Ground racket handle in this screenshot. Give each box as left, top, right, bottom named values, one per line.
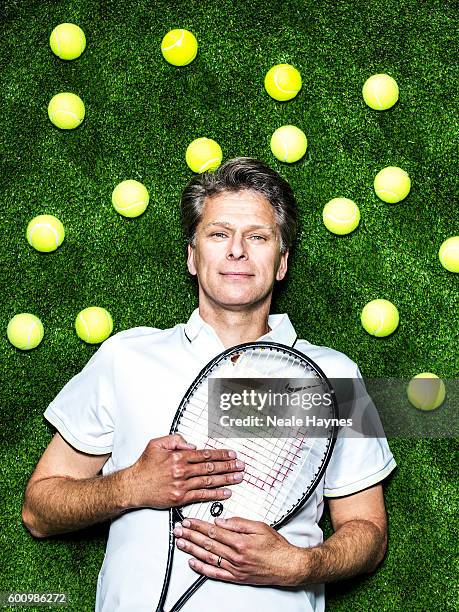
left=169, top=576, right=208, bottom=612
left=155, top=510, right=177, bottom=612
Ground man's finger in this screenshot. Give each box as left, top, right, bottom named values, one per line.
left=182, top=487, right=232, bottom=505
left=174, top=535, right=240, bottom=581
left=185, top=458, right=245, bottom=479
left=214, top=516, right=265, bottom=533
left=154, top=434, right=196, bottom=451
left=174, top=521, right=240, bottom=557
left=188, top=557, right=237, bottom=582
left=172, top=433, right=196, bottom=449
left=185, top=471, right=244, bottom=493
left=185, top=448, right=237, bottom=463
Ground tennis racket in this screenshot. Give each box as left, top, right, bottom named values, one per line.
left=156, top=340, right=338, bottom=612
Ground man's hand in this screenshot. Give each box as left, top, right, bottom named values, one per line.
left=172, top=484, right=388, bottom=588
left=22, top=433, right=245, bottom=538
left=172, top=516, right=299, bottom=586
left=128, top=434, right=245, bottom=509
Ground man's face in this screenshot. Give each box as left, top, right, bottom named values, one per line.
left=187, top=190, right=289, bottom=310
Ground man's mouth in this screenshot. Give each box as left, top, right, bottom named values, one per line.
left=220, top=272, right=254, bottom=278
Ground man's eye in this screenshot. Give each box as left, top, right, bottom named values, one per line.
left=210, top=233, right=266, bottom=240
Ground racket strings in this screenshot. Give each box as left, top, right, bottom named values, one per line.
left=178, top=414, right=315, bottom=492
left=180, top=430, right=329, bottom=523
left=176, top=425, right=312, bottom=520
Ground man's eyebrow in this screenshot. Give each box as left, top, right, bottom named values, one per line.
left=204, top=221, right=275, bottom=231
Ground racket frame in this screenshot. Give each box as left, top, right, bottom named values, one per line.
left=156, top=341, right=339, bottom=612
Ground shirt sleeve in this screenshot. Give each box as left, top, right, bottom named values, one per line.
left=43, top=337, right=117, bottom=455
left=323, top=364, right=397, bottom=498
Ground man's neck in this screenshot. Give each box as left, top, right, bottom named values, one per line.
left=198, top=303, right=272, bottom=348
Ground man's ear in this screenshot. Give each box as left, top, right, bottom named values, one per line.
left=276, top=250, right=289, bottom=281
left=187, top=243, right=197, bottom=276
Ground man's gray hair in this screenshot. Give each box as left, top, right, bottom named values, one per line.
left=180, top=157, right=298, bottom=254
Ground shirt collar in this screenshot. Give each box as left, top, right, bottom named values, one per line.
left=184, top=308, right=298, bottom=348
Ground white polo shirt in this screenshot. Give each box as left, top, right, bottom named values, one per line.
left=44, top=308, right=396, bottom=612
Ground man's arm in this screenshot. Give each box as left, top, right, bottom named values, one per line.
left=22, top=432, right=245, bottom=538
left=171, top=483, right=388, bottom=586
left=293, top=483, right=388, bottom=584
left=23, top=432, right=125, bottom=538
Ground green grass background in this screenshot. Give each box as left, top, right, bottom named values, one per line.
left=1, top=0, right=458, bottom=609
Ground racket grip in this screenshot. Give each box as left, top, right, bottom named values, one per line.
left=155, top=510, right=177, bottom=612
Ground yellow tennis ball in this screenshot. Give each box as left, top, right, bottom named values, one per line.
left=112, top=180, right=150, bottom=218
left=407, top=373, right=446, bottom=411
left=270, top=125, right=307, bottom=163
left=161, top=29, right=198, bottom=66
left=7, top=313, right=44, bottom=350
left=50, top=23, right=86, bottom=60
left=48, top=92, right=85, bottom=129
left=264, top=64, right=302, bottom=101
left=438, top=236, right=459, bottom=273
left=374, top=166, right=411, bottom=203
left=361, top=299, right=399, bottom=337
left=26, top=214, right=65, bottom=252
left=185, top=138, right=222, bottom=173
left=75, top=307, right=113, bottom=344
left=323, top=198, right=360, bottom=235
left=362, top=74, right=399, bottom=110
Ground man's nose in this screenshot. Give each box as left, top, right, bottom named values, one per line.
left=227, top=235, right=247, bottom=259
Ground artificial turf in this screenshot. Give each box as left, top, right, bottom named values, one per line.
left=1, top=0, right=458, bottom=610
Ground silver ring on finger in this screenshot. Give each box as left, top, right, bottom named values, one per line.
left=216, top=555, right=223, bottom=568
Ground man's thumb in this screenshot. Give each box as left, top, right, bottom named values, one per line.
left=166, top=433, right=196, bottom=450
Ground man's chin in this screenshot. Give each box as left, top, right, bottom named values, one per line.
left=210, top=290, right=272, bottom=310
